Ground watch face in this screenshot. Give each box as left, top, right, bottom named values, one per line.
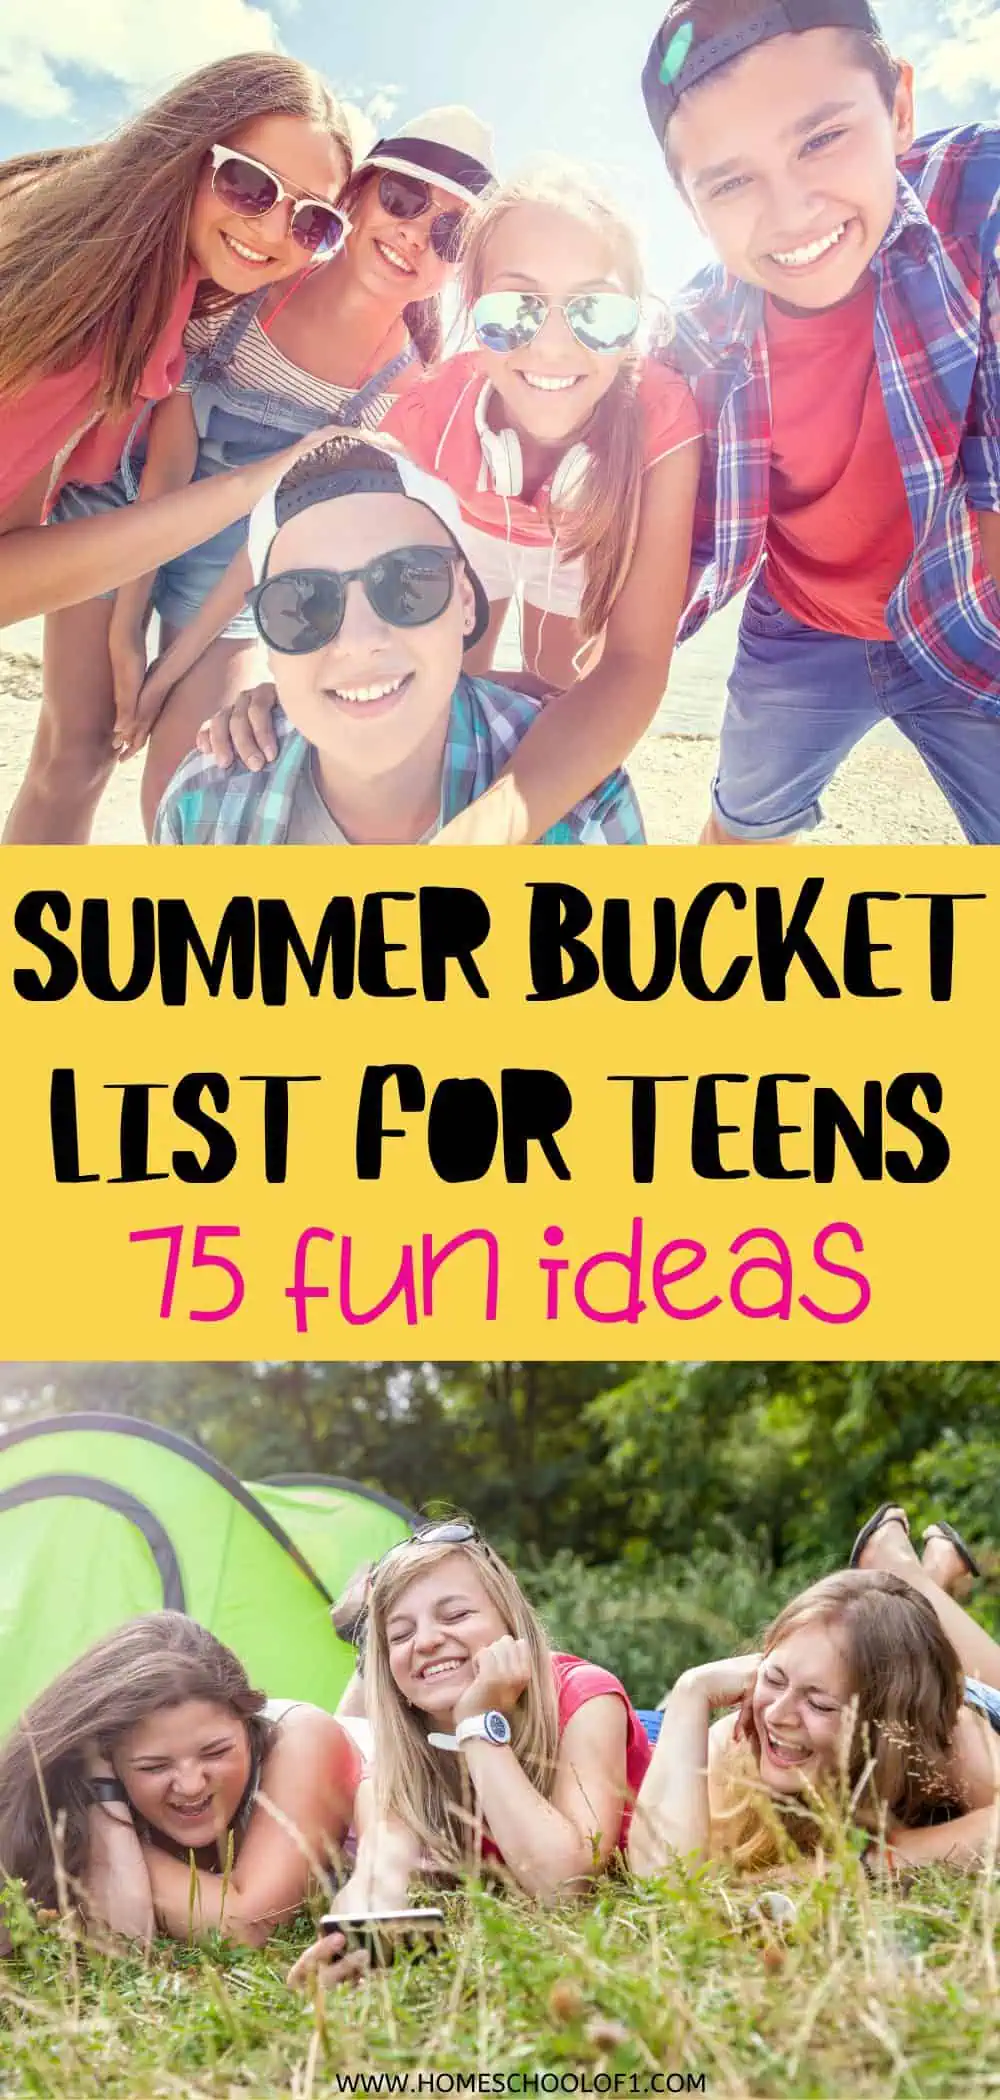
left=484, top=1709, right=511, bottom=1744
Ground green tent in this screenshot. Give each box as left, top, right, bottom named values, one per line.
left=0, top=1414, right=416, bottom=1740
left=248, top=1476, right=415, bottom=1602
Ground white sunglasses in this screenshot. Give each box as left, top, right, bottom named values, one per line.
left=208, top=143, right=351, bottom=259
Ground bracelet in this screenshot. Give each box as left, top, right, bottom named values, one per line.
left=87, top=1776, right=130, bottom=1806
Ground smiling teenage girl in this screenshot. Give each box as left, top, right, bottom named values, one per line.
left=288, top=1521, right=650, bottom=1991
left=630, top=1508, right=1000, bottom=1878
left=0, top=54, right=354, bottom=843
left=383, top=166, right=701, bottom=839
left=0, top=1614, right=359, bottom=1946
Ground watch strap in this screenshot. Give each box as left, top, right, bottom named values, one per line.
left=456, top=1711, right=511, bottom=1746
left=87, top=1776, right=130, bottom=1805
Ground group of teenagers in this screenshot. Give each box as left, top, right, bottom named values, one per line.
left=1, top=1502, right=999, bottom=1978
left=2, top=0, right=1000, bottom=848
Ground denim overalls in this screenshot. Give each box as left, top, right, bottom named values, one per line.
left=150, top=289, right=417, bottom=639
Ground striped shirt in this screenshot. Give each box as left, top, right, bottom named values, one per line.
left=659, top=127, right=1000, bottom=708
left=154, top=675, right=645, bottom=845
left=182, top=308, right=397, bottom=429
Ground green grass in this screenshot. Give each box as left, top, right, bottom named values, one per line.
left=2, top=1860, right=999, bottom=2099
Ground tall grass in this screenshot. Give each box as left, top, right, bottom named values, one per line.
left=2, top=1854, right=998, bottom=2097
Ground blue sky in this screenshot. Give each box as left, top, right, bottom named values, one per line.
left=1, top=0, right=997, bottom=294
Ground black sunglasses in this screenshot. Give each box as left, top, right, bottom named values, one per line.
left=247, top=545, right=463, bottom=654
left=378, top=171, right=467, bottom=264
left=209, top=144, right=350, bottom=259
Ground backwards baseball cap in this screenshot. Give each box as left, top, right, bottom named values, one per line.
left=642, top=0, right=884, bottom=149
left=359, top=105, right=497, bottom=206
left=247, top=432, right=492, bottom=651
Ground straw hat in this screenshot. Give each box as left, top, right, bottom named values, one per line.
left=360, top=105, right=497, bottom=205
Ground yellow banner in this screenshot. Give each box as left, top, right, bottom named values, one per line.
left=1, top=846, right=995, bottom=1358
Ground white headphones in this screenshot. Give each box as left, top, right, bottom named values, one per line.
left=473, top=382, right=591, bottom=508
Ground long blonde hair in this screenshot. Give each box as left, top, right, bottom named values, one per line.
left=459, top=165, right=649, bottom=641
left=713, top=1571, right=964, bottom=1871
left=365, top=1535, right=560, bottom=1873
left=0, top=55, right=352, bottom=415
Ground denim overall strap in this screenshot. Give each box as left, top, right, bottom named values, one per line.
left=200, top=289, right=273, bottom=380
left=338, top=340, right=420, bottom=426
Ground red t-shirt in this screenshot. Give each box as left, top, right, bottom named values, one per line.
left=479, top=1650, right=651, bottom=1864
left=382, top=350, right=700, bottom=549
left=0, top=264, right=200, bottom=519
left=763, top=275, right=913, bottom=639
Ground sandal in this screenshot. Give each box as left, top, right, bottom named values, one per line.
left=922, top=1520, right=981, bottom=1582
left=849, top=1503, right=909, bottom=1569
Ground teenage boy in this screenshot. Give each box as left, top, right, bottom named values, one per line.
left=154, top=436, right=643, bottom=845
left=643, top=0, right=1000, bottom=842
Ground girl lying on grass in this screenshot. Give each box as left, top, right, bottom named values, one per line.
left=0, top=1613, right=359, bottom=1948
left=186, top=164, right=702, bottom=842
left=289, top=1519, right=651, bottom=1990
left=629, top=1506, right=1000, bottom=1879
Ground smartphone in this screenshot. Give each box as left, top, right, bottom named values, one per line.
left=317, top=1908, right=446, bottom=1968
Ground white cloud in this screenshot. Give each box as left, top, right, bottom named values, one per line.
left=924, top=0, right=1000, bottom=110
left=0, top=0, right=282, bottom=121
left=879, top=0, right=1000, bottom=116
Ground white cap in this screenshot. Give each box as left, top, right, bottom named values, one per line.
left=360, top=106, right=497, bottom=206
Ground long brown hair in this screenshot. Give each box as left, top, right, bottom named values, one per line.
left=365, top=1535, right=560, bottom=1875
left=714, top=1571, right=964, bottom=1870
left=337, top=165, right=445, bottom=367
left=459, top=165, right=649, bottom=640
left=0, top=1613, right=272, bottom=1912
left=0, top=55, right=352, bottom=415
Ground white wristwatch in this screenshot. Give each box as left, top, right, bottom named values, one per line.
left=428, top=1710, right=512, bottom=1751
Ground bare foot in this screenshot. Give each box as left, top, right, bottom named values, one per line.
left=856, top=1507, right=918, bottom=1574
left=922, top=1526, right=974, bottom=1599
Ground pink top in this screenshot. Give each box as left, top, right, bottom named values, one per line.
left=480, top=1650, right=651, bottom=1863
left=383, top=350, right=701, bottom=549
left=0, top=263, right=200, bottom=520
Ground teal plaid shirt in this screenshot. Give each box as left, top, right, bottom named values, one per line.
left=154, top=675, right=646, bottom=845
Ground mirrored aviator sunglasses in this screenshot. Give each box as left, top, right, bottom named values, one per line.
left=369, top=1520, right=482, bottom=1589
left=378, top=170, right=467, bottom=264
left=209, top=144, right=350, bottom=258
left=247, top=546, right=462, bottom=655
left=472, top=289, right=641, bottom=355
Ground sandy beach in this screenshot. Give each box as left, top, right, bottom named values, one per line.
left=0, top=603, right=963, bottom=844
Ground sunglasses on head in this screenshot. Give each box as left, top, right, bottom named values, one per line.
left=377, top=170, right=467, bottom=264
left=209, top=144, right=351, bottom=259
left=370, top=1519, right=487, bottom=1586
left=472, top=289, right=641, bottom=356
left=247, top=544, right=464, bottom=654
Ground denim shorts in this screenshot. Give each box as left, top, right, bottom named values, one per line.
left=714, top=575, right=1000, bottom=845
left=47, top=470, right=133, bottom=604
left=48, top=453, right=258, bottom=639
left=153, top=526, right=258, bottom=641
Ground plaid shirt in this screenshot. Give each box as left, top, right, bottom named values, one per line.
left=154, top=674, right=646, bottom=845
left=662, top=126, right=1000, bottom=708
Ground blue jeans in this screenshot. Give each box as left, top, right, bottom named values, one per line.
left=713, top=578, right=1000, bottom=844
left=965, top=1677, right=1000, bottom=1732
